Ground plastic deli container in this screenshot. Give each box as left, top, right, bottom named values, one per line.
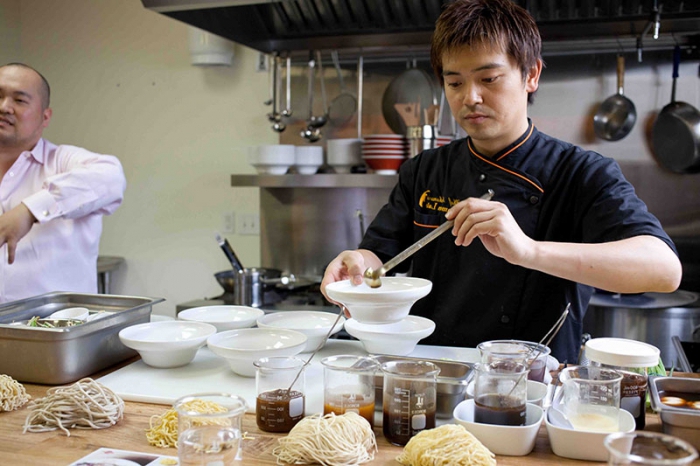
left=585, top=337, right=660, bottom=430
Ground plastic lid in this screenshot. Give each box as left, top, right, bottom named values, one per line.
left=585, top=337, right=660, bottom=368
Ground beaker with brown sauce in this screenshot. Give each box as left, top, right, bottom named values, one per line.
left=474, top=393, right=526, bottom=426
left=254, top=356, right=306, bottom=433
left=472, top=361, right=528, bottom=426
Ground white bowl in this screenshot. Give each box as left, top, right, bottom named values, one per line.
left=545, top=408, right=636, bottom=461
left=118, top=321, right=217, bottom=368
left=256, top=311, right=345, bottom=352
left=453, top=399, right=544, bottom=456
left=295, top=146, right=323, bottom=174
left=178, top=305, right=264, bottom=332
left=49, top=307, right=89, bottom=321
left=207, top=328, right=307, bottom=377
left=325, top=277, right=432, bottom=324
left=249, top=145, right=295, bottom=175
left=327, top=138, right=362, bottom=172
left=344, top=315, right=435, bottom=355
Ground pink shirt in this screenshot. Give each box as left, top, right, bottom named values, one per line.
left=0, top=138, right=126, bottom=303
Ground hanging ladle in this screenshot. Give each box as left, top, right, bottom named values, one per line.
left=307, top=50, right=328, bottom=129
left=281, top=54, right=292, bottom=118
left=300, top=52, right=322, bottom=142
left=268, top=54, right=286, bottom=132
left=363, top=189, right=495, bottom=288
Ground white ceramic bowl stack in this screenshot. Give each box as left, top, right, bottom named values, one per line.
left=248, top=144, right=295, bottom=175
left=326, top=138, right=363, bottom=173
left=361, top=134, right=408, bottom=175
left=118, top=321, right=217, bottom=368
left=294, top=145, right=324, bottom=175
left=256, top=310, right=345, bottom=352
left=178, top=305, right=264, bottom=332
left=325, top=276, right=434, bottom=356
left=206, top=328, right=307, bottom=377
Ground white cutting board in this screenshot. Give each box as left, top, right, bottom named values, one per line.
left=97, top=340, right=479, bottom=415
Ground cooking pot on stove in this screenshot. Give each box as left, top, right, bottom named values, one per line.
left=214, top=268, right=281, bottom=308
left=583, top=289, right=700, bottom=368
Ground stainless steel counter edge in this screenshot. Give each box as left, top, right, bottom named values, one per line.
left=231, top=174, right=399, bottom=188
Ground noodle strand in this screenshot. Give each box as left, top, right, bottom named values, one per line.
left=0, top=374, right=31, bottom=411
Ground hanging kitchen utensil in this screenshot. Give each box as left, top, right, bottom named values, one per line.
left=263, top=53, right=273, bottom=106
left=651, top=45, right=700, bottom=173
left=268, top=54, right=286, bottom=133
left=381, top=64, right=439, bottom=135
left=328, top=50, right=357, bottom=126
left=308, top=50, right=328, bottom=129
left=593, top=54, right=637, bottom=141
left=300, top=52, right=321, bottom=142
left=282, top=54, right=292, bottom=117
left=357, top=54, right=364, bottom=139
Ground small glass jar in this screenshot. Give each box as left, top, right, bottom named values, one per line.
left=585, top=337, right=660, bottom=430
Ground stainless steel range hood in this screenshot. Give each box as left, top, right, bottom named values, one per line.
left=141, top=0, right=700, bottom=58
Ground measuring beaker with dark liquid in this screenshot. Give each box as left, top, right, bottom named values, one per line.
left=473, top=361, right=528, bottom=426
left=254, top=356, right=306, bottom=433
left=380, top=360, right=439, bottom=446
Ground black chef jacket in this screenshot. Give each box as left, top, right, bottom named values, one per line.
left=359, top=122, right=676, bottom=363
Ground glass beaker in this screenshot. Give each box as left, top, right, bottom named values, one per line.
left=472, top=361, right=529, bottom=426
left=254, top=356, right=306, bottom=433
left=605, top=431, right=699, bottom=465
left=380, top=360, right=440, bottom=446
left=321, top=355, right=378, bottom=427
left=175, top=392, right=246, bottom=466
left=478, top=339, right=551, bottom=382
left=559, top=366, right=622, bottom=433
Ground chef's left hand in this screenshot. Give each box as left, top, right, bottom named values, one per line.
left=445, top=196, right=535, bottom=266
left=0, top=203, right=36, bottom=264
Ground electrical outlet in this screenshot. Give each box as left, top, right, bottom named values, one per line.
left=256, top=52, right=269, bottom=73
left=222, top=212, right=235, bottom=234
left=238, top=213, right=260, bottom=235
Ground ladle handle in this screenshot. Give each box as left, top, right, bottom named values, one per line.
left=381, top=189, right=494, bottom=276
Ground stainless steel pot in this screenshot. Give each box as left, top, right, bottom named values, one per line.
left=583, top=290, right=700, bottom=368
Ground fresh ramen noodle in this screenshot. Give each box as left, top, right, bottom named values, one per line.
left=273, top=412, right=377, bottom=466
left=0, top=374, right=31, bottom=412
left=146, top=398, right=228, bottom=448
left=23, top=378, right=124, bottom=436
left=397, top=424, right=496, bottom=466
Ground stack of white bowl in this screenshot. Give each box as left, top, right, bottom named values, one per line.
left=294, top=145, right=324, bottom=175
left=361, top=134, right=408, bottom=175
left=248, top=144, right=295, bottom=175
left=326, top=138, right=363, bottom=173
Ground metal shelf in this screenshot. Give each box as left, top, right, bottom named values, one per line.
left=230, top=174, right=398, bottom=188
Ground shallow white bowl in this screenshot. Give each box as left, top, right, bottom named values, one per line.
left=119, top=321, right=217, bottom=368
left=545, top=408, right=636, bottom=461
left=178, top=305, right=264, bottom=332
left=295, top=146, right=323, bottom=174
left=256, top=311, right=345, bottom=352
left=50, top=307, right=89, bottom=321
left=453, top=399, right=544, bottom=456
left=207, top=328, right=307, bottom=377
left=325, top=277, right=432, bottom=324
left=344, top=315, right=435, bottom=355
left=251, top=163, right=290, bottom=175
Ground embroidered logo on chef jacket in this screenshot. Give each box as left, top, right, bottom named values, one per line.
left=418, top=189, right=460, bottom=213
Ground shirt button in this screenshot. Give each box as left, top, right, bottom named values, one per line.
left=9, top=172, right=14, bottom=177
left=500, top=315, right=510, bottom=324
left=43, top=210, right=49, bottom=217
left=529, top=195, right=539, bottom=205
left=479, top=174, right=487, bottom=181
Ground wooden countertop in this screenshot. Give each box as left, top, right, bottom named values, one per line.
left=0, top=376, right=669, bottom=465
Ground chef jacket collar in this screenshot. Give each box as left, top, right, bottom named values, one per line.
left=467, top=119, right=535, bottom=163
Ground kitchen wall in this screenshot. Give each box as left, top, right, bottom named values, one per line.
left=3, top=0, right=699, bottom=315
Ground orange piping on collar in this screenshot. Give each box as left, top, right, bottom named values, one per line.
left=413, top=220, right=442, bottom=229
left=468, top=139, right=544, bottom=193
left=496, top=124, right=534, bottom=161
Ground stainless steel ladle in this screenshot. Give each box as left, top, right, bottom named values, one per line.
left=363, top=189, right=494, bottom=288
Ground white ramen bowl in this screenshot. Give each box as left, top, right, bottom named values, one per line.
left=256, top=310, right=345, bottom=352
left=207, top=328, right=307, bottom=377
left=325, top=277, right=432, bottom=324
left=119, top=321, right=217, bottom=368
left=344, top=315, right=435, bottom=355
left=453, top=399, right=543, bottom=456
left=178, top=305, right=264, bottom=332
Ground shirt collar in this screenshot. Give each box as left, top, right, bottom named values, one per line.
left=25, top=138, right=46, bottom=164
left=468, top=119, right=536, bottom=162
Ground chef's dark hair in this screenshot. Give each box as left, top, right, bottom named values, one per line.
left=1, top=62, right=51, bottom=110
left=430, top=0, right=542, bottom=102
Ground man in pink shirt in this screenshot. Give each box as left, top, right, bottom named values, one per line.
left=0, top=63, right=126, bottom=303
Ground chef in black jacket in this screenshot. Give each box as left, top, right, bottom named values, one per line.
left=320, top=0, right=681, bottom=363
